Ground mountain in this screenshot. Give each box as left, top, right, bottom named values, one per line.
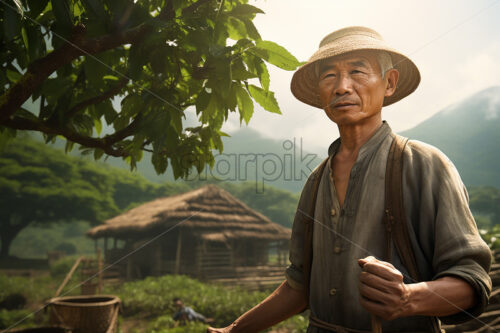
left=401, top=86, right=500, bottom=187
left=115, top=126, right=324, bottom=192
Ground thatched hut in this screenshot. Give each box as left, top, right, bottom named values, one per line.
left=86, top=185, right=291, bottom=281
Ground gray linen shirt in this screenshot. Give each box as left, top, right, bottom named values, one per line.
left=286, top=122, right=492, bottom=332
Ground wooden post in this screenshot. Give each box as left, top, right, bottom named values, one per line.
left=97, top=247, right=103, bottom=294
left=113, top=238, right=117, bottom=249
left=175, top=230, right=182, bottom=275
left=104, top=237, right=108, bottom=258
left=55, top=256, right=83, bottom=297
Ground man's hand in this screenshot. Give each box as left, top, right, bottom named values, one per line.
left=206, top=327, right=231, bottom=333
left=358, top=256, right=413, bottom=321
left=205, top=281, right=307, bottom=333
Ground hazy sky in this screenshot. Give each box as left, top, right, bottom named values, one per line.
left=217, top=0, right=500, bottom=155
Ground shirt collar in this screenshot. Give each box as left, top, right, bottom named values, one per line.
left=327, top=121, right=393, bottom=159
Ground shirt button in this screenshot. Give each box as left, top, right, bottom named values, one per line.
left=330, top=208, right=336, bottom=216
left=334, top=246, right=341, bottom=253
left=329, top=288, right=337, bottom=296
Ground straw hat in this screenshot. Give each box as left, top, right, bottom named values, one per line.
left=290, top=26, right=421, bottom=108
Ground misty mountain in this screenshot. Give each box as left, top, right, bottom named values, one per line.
left=401, top=86, right=500, bottom=187
left=102, top=126, right=324, bottom=193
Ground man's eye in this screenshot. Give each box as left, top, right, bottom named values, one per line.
left=323, top=73, right=336, bottom=79
left=351, top=70, right=363, bottom=74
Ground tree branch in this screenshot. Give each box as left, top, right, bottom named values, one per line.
left=65, top=77, right=129, bottom=119
left=4, top=115, right=142, bottom=157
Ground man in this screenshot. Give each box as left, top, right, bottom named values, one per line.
left=208, top=26, right=492, bottom=332
left=173, top=297, right=209, bottom=323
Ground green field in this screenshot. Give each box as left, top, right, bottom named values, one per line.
left=0, top=261, right=308, bottom=332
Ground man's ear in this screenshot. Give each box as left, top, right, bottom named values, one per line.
left=385, top=69, right=399, bottom=97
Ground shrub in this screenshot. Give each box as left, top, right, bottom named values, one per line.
left=0, top=309, right=35, bottom=330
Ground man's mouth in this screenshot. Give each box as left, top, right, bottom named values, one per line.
left=333, top=102, right=357, bottom=108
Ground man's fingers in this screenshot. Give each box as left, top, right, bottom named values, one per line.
left=359, top=256, right=395, bottom=269
left=359, top=278, right=394, bottom=305
left=359, top=259, right=402, bottom=282
left=359, top=271, right=394, bottom=293
left=358, top=256, right=377, bottom=267
left=206, top=328, right=225, bottom=333
left=359, top=295, right=395, bottom=321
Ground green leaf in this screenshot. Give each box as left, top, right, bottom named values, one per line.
left=226, top=84, right=238, bottom=112
left=64, top=140, right=74, bottom=153
left=94, top=148, right=104, bottom=160
left=84, top=58, right=104, bottom=86
left=103, top=75, right=119, bottom=81
left=234, top=85, right=253, bottom=125
left=230, top=60, right=257, bottom=80
left=229, top=4, right=264, bottom=17
left=248, top=84, right=281, bottom=114
left=196, top=89, right=210, bottom=115
left=93, top=117, right=102, bottom=136
left=98, top=101, right=117, bottom=125
left=152, top=152, right=168, bottom=174
left=227, top=17, right=247, bottom=40
left=3, top=5, right=22, bottom=42
left=128, top=44, right=145, bottom=80
left=121, top=94, right=142, bottom=118
left=21, top=26, right=29, bottom=50
left=113, top=115, right=129, bottom=131
left=41, top=77, right=72, bottom=104
left=170, top=108, right=183, bottom=133
left=249, top=40, right=300, bottom=71
left=254, top=58, right=270, bottom=91
left=24, top=23, right=45, bottom=61
left=241, top=18, right=261, bottom=41
left=6, top=69, right=22, bottom=83
left=16, top=107, right=38, bottom=121
left=51, top=0, right=74, bottom=29
left=201, top=93, right=219, bottom=123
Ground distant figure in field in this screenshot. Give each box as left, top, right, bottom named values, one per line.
left=172, top=297, right=211, bottom=324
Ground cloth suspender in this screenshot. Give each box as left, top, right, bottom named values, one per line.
left=303, top=134, right=441, bottom=333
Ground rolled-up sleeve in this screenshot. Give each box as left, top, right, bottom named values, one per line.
left=409, top=141, right=492, bottom=324
left=285, top=164, right=321, bottom=291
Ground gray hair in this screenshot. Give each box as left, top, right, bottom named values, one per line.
left=314, top=51, right=393, bottom=79
left=376, top=51, right=393, bottom=79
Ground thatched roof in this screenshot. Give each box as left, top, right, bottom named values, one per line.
left=87, top=184, right=291, bottom=241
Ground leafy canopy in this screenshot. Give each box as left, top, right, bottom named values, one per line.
left=0, top=0, right=300, bottom=178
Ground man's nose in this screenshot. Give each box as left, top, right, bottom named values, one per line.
left=334, top=73, right=353, bottom=95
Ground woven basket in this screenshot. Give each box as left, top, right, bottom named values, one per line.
left=48, top=295, right=120, bottom=333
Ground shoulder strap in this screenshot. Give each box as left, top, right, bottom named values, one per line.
left=384, top=134, right=441, bottom=333
left=383, top=134, right=421, bottom=281
left=303, top=157, right=329, bottom=303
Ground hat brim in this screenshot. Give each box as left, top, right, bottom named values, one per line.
left=290, top=36, right=421, bottom=108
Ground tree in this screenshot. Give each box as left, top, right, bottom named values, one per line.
left=0, top=138, right=122, bottom=257
left=0, top=0, right=300, bottom=178
left=469, top=186, right=500, bottom=226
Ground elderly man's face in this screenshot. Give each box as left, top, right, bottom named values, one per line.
left=317, top=51, right=397, bottom=126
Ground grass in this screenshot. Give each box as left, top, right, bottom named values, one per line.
left=106, top=274, right=308, bottom=332
left=0, top=264, right=309, bottom=332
